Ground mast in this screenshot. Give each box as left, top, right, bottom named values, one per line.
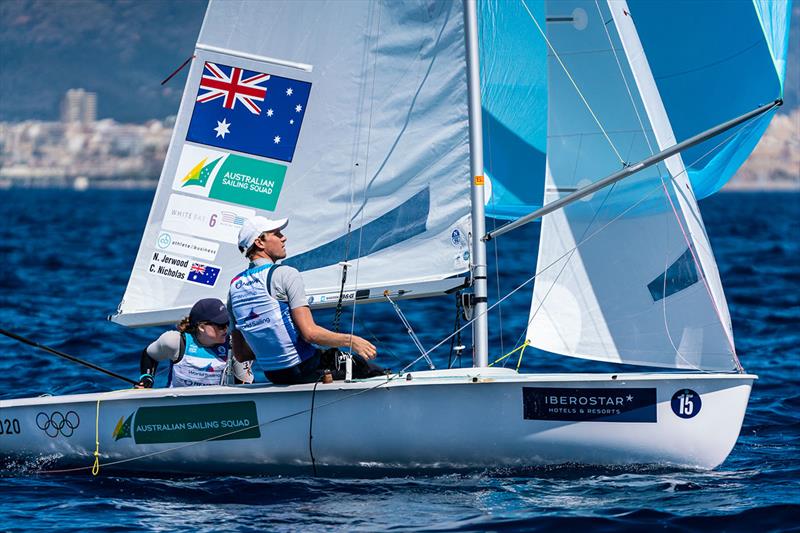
left=463, top=0, right=488, bottom=368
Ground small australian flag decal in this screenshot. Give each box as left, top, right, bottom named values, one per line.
left=186, top=61, right=312, bottom=163
left=187, top=263, right=221, bottom=287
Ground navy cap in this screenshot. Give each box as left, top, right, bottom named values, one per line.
left=189, top=298, right=228, bottom=326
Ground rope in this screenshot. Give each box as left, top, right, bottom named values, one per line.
left=346, top=1, right=383, bottom=358
left=513, top=123, right=757, bottom=370
left=384, top=292, right=434, bottom=369
left=92, top=398, right=101, bottom=476
left=488, top=340, right=530, bottom=369
left=448, top=292, right=464, bottom=369
left=35, top=375, right=399, bottom=475
left=413, top=170, right=698, bottom=371
left=308, top=380, right=320, bottom=476
left=331, top=262, right=350, bottom=333
left=160, top=55, right=195, bottom=86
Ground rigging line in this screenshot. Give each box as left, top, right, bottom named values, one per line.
left=519, top=0, right=625, bottom=164
left=523, top=133, right=623, bottom=353
left=348, top=0, right=455, bottom=224
left=37, top=375, right=401, bottom=475
left=333, top=0, right=376, bottom=333
left=659, top=177, right=741, bottom=369
left=348, top=2, right=383, bottom=353
left=516, top=124, right=751, bottom=369
left=601, top=0, right=761, bottom=365
left=405, top=177, right=670, bottom=371
left=385, top=292, right=434, bottom=369
left=490, top=216, right=505, bottom=358
left=482, top=47, right=503, bottom=358
left=308, top=379, right=320, bottom=477
left=448, top=292, right=464, bottom=369
left=354, top=315, right=405, bottom=365
left=0, top=328, right=137, bottom=386
left=656, top=117, right=767, bottom=373
left=658, top=209, right=695, bottom=369
left=593, top=0, right=655, bottom=155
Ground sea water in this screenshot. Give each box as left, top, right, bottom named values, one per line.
left=0, top=189, right=797, bottom=531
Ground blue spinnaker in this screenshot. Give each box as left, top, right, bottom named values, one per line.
left=479, top=0, right=547, bottom=220
left=597, top=0, right=790, bottom=199
left=479, top=0, right=791, bottom=212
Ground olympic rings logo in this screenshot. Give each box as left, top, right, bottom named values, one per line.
left=35, top=411, right=80, bottom=438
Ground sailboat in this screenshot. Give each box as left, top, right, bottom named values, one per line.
left=0, top=0, right=791, bottom=474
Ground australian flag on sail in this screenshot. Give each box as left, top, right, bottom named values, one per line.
left=187, top=262, right=221, bottom=287
left=186, top=62, right=312, bottom=163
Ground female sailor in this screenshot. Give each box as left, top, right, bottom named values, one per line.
left=135, top=298, right=252, bottom=388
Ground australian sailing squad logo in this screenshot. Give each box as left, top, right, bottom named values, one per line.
left=112, top=401, right=260, bottom=444
left=523, top=387, right=657, bottom=423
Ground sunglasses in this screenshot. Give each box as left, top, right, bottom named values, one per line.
left=201, top=321, right=229, bottom=329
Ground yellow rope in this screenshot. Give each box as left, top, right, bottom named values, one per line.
left=92, top=398, right=101, bottom=476
left=90, top=387, right=137, bottom=476
left=515, top=340, right=530, bottom=372
left=489, top=340, right=530, bottom=368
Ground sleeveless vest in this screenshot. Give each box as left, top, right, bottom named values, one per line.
left=228, top=263, right=315, bottom=371
left=168, top=332, right=230, bottom=388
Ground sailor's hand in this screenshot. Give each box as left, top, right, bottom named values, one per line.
left=135, top=373, right=154, bottom=389
left=351, top=336, right=377, bottom=359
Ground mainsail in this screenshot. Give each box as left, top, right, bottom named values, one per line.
left=525, top=0, right=749, bottom=371
left=113, top=0, right=473, bottom=327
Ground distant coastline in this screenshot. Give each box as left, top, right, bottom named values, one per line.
left=1, top=108, right=797, bottom=192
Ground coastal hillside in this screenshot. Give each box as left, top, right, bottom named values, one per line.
left=0, top=0, right=206, bottom=122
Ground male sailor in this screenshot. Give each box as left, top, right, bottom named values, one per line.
left=135, top=298, right=252, bottom=388
left=228, top=216, right=380, bottom=385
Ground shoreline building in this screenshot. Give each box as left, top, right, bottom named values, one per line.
left=60, top=89, right=97, bottom=124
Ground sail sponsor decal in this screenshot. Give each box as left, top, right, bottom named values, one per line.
left=161, top=194, right=255, bottom=244
left=173, top=145, right=287, bottom=211
left=186, top=61, right=312, bottom=163
left=307, top=288, right=370, bottom=306
left=671, top=389, right=702, bottom=419
left=35, top=410, right=80, bottom=437
left=155, top=231, right=219, bottom=261
left=111, top=401, right=260, bottom=444
left=148, top=251, right=221, bottom=287
left=522, top=387, right=657, bottom=423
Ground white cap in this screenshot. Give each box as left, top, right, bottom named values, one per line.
left=237, top=216, right=289, bottom=253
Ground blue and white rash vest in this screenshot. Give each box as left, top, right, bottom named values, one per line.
left=168, top=333, right=229, bottom=387
left=229, top=263, right=315, bottom=371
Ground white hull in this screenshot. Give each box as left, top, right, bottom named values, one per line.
left=0, top=368, right=754, bottom=475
